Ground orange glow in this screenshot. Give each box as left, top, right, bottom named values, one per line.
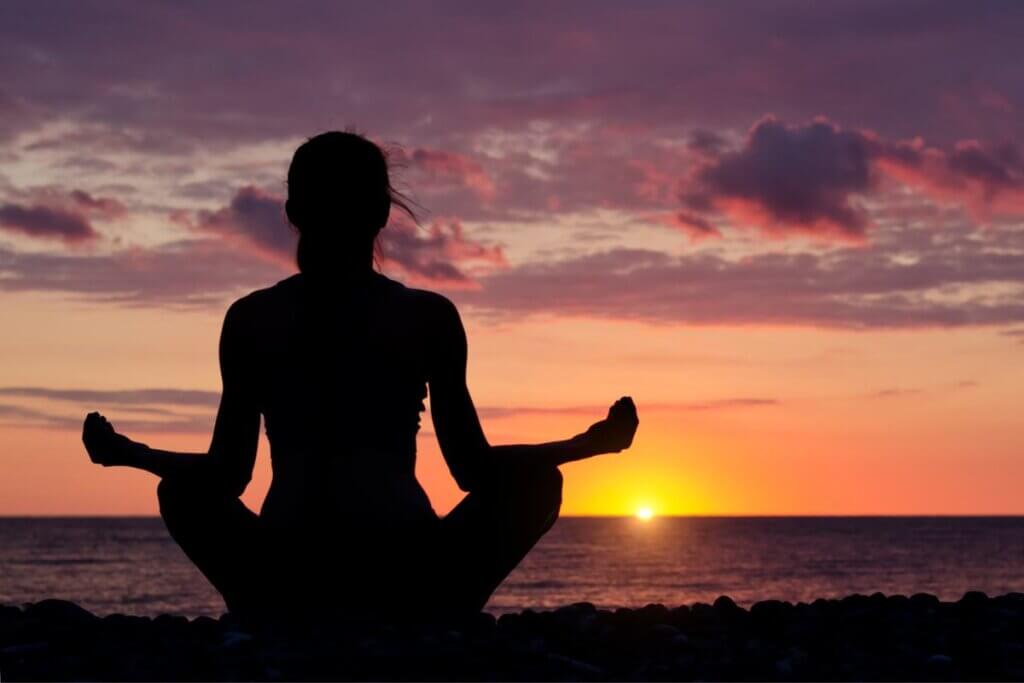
left=0, top=298, right=1022, bottom=516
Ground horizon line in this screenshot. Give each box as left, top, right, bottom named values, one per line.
left=4, top=513, right=1024, bottom=519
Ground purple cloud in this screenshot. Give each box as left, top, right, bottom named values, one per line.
left=0, top=202, right=97, bottom=243
left=682, top=118, right=877, bottom=238
left=457, top=222, right=1024, bottom=328
left=195, top=186, right=294, bottom=265
left=0, top=240, right=285, bottom=307
left=193, top=186, right=506, bottom=286
left=679, top=117, right=1024, bottom=238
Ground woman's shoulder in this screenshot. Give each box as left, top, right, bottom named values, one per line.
left=224, top=275, right=301, bottom=319
left=395, top=281, right=460, bottom=321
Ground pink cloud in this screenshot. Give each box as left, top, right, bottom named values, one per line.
left=69, top=190, right=128, bottom=220
left=194, top=186, right=294, bottom=266
left=379, top=218, right=507, bottom=288
left=457, top=217, right=1024, bottom=329
left=0, top=202, right=97, bottom=243
left=403, top=147, right=497, bottom=202
left=876, top=139, right=1024, bottom=219
left=193, top=187, right=505, bottom=286
left=679, top=117, right=1024, bottom=239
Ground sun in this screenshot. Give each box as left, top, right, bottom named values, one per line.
left=636, top=506, right=655, bottom=521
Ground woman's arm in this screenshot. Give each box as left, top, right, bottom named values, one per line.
left=82, top=300, right=261, bottom=496
left=426, top=295, right=638, bottom=492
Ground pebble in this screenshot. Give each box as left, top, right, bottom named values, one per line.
left=1, top=593, right=1023, bottom=680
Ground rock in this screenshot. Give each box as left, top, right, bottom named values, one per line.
left=648, top=623, right=680, bottom=639
left=220, top=629, right=254, bottom=649
left=667, top=633, right=690, bottom=649
left=556, top=601, right=597, bottom=616
left=910, top=592, right=940, bottom=606
left=497, top=611, right=521, bottom=631
left=101, top=613, right=151, bottom=631
left=23, top=599, right=98, bottom=626
left=713, top=595, right=739, bottom=612
left=960, top=590, right=988, bottom=605
left=545, top=652, right=605, bottom=677
left=637, top=602, right=670, bottom=625
left=887, top=593, right=910, bottom=607
left=0, top=641, right=50, bottom=656
left=925, top=653, right=954, bottom=672
left=750, top=599, right=791, bottom=625
left=465, top=610, right=497, bottom=633
left=3, top=593, right=1024, bottom=680
left=153, top=613, right=190, bottom=632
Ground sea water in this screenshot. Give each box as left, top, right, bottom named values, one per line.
left=1, top=516, right=1022, bottom=617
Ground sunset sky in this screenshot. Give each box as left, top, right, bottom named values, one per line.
left=1, top=2, right=1022, bottom=516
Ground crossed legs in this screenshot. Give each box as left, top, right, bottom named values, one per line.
left=157, top=465, right=562, bottom=621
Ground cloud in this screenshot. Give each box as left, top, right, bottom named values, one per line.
left=69, top=190, right=127, bottom=219
left=0, top=186, right=128, bottom=243
left=0, top=385, right=776, bottom=434
left=193, top=186, right=506, bottom=286
left=459, top=222, right=1024, bottom=328
left=877, top=138, right=1024, bottom=217
left=476, top=398, right=778, bottom=419
left=0, top=386, right=220, bottom=434
left=682, top=118, right=877, bottom=238
left=2, top=3, right=1021, bottom=220
left=195, top=186, right=294, bottom=265
left=0, top=240, right=286, bottom=307
left=680, top=117, right=1024, bottom=239
left=862, top=380, right=978, bottom=399
left=1001, top=329, right=1024, bottom=344
left=0, top=401, right=213, bottom=434
left=0, top=202, right=97, bottom=243
left=0, top=386, right=220, bottom=407
left=647, top=211, right=721, bottom=241
left=403, top=148, right=497, bottom=201
left=379, top=218, right=506, bottom=286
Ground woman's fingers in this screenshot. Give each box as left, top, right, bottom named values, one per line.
left=83, top=412, right=118, bottom=465
left=609, top=396, right=638, bottom=423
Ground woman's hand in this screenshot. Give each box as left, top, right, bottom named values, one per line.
left=575, top=396, right=639, bottom=456
left=82, top=412, right=145, bottom=467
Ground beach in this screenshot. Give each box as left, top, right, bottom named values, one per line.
left=3, top=592, right=1024, bottom=681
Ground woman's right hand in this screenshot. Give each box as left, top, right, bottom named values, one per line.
left=576, top=396, right=639, bottom=456
left=82, top=412, right=144, bottom=467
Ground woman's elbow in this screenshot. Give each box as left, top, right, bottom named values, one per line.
left=224, top=473, right=250, bottom=498
left=451, top=449, right=495, bottom=493
left=208, top=459, right=250, bottom=498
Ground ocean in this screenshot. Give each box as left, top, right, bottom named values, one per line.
left=1, top=516, right=1022, bottom=617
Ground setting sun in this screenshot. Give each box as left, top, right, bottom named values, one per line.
left=636, top=506, right=655, bottom=521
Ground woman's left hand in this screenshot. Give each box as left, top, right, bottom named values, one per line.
left=82, top=412, right=144, bottom=467
left=576, top=396, right=639, bottom=456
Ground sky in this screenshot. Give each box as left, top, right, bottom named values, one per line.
left=1, top=1, right=1022, bottom=516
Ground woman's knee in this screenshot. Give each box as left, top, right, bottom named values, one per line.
left=497, top=464, right=562, bottom=508
left=510, top=466, right=561, bottom=531
left=156, top=477, right=191, bottom=520
left=157, top=476, right=221, bottom=519
left=535, top=466, right=563, bottom=511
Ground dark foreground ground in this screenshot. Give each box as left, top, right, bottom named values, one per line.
left=2, top=593, right=1024, bottom=681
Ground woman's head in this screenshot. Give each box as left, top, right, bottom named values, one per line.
left=286, top=131, right=414, bottom=274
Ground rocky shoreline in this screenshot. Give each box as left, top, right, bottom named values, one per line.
left=2, top=592, right=1024, bottom=680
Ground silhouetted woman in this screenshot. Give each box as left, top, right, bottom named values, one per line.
left=82, top=131, right=638, bottom=623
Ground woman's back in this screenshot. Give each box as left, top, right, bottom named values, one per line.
left=233, top=271, right=438, bottom=534
left=81, top=130, right=637, bottom=621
